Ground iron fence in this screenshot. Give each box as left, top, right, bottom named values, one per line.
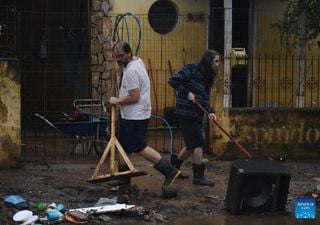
left=225, top=55, right=320, bottom=108
left=0, top=4, right=16, bottom=57
left=1, top=3, right=320, bottom=161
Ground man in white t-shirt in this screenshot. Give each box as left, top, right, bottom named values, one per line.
left=109, top=41, right=180, bottom=197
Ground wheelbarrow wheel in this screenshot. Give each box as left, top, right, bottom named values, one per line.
left=93, top=130, right=110, bottom=157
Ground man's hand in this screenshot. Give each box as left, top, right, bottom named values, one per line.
left=109, top=97, right=119, bottom=105
left=207, top=113, right=216, bottom=121
left=187, top=92, right=196, bottom=103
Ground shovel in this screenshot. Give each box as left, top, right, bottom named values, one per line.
left=194, top=101, right=252, bottom=158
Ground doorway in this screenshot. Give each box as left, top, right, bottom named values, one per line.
left=209, top=0, right=249, bottom=107
left=14, top=0, right=90, bottom=128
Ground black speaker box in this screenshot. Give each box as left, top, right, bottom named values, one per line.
left=225, top=157, right=291, bottom=214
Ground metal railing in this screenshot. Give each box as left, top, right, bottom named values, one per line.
left=225, top=55, right=320, bottom=108
left=1, top=3, right=319, bottom=161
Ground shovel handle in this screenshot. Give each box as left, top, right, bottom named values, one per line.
left=194, top=101, right=252, bottom=158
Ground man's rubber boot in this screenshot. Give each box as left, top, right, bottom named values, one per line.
left=170, top=154, right=189, bottom=179
left=154, top=157, right=181, bottom=186
left=192, top=163, right=214, bottom=186
left=154, top=157, right=181, bottom=198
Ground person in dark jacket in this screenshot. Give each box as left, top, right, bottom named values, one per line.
left=168, top=49, right=220, bottom=186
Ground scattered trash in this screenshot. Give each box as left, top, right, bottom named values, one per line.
left=12, top=210, right=33, bottom=222
left=21, top=215, right=38, bottom=225
left=68, top=204, right=135, bottom=215
left=98, top=214, right=112, bottom=222
left=57, top=203, right=66, bottom=213
left=67, top=210, right=88, bottom=221
left=93, top=195, right=128, bottom=207
left=4, top=195, right=28, bottom=209
left=12, top=210, right=38, bottom=225
left=8, top=197, right=137, bottom=224
left=36, top=202, right=47, bottom=211
left=47, top=211, right=64, bottom=221
left=46, top=202, right=58, bottom=213
left=65, top=213, right=88, bottom=224
left=36, top=202, right=67, bottom=222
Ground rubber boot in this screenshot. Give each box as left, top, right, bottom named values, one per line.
left=154, top=157, right=181, bottom=186
left=170, top=154, right=189, bottom=179
left=107, top=163, right=131, bottom=194
left=118, top=163, right=131, bottom=193
left=154, top=157, right=181, bottom=198
left=192, top=163, right=214, bottom=186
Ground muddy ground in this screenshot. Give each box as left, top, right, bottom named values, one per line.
left=1, top=155, right=320, bottom=225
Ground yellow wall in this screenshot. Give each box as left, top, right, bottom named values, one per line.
left=252, top=1, right=320, bottom=108
left=112, top=0, right=209, bottom=115
left=113, top=0, right=209, bottom=15
left=254, top=0, right=287, bottom=10
left=254, top=0, right=287, bottom=55
left=0, top=59, right=21, bottom=168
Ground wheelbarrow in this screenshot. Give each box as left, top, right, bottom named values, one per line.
left=34, top=99, right=110, bottom=157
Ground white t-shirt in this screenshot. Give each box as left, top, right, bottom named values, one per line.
left=119, top=57, right=152, bottom=120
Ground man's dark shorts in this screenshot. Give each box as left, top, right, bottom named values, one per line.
left=180, top=118, right=204, bottom=150
left=118, top=118, right=148, bottom=153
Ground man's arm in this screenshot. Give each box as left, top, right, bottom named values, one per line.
left=109, top=88, right=140, bottom=105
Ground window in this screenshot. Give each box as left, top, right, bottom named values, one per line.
left=148, top=0, right=178, bottom=34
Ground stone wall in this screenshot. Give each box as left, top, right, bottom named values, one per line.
left=0, top=59, right=21, bottom=168
left=90, top=0, right=113, bottom=102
